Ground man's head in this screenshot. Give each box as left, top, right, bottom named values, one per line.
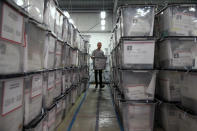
left=97, top=42, right=102, bottom=50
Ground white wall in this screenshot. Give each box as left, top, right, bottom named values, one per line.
left=70, top=12, right=112, bottom=55
left=70, top=12, right=113, bottom=32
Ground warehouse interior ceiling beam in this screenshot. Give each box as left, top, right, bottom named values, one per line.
left=58, top=0, right=114, bottom=12
left=58, top=0, right=197, bottom=12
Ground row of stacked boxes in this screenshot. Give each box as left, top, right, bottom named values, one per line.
left=0, top=0, right=90, bottom=131
left=109, top=4, right=197, bottom=131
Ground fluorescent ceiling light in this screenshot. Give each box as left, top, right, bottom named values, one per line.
left=16, top=0, right=24, bottom=6
left=63, top=11, right=70, bottom=18
left=101, top=19, right=106, bottom=26
left=101, top=26, right=105, bottom=30
left=100, top=11, right=106, bottom=19
left=189, top=7, right=196, bottom=12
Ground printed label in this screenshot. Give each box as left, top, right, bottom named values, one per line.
left=48, top=72, right=55, bottom=90
left=1, top=4, right=24, bottom=43
left=2, top=78, right=23, bottom=116
left=31, top=75, right=42, bottom=98
left=172, top=51, right=193, bottom=67
left=126, top=85, right=146, bottom=100
left=123, top=41, right=155, bottom=64
left=172, top=13, right=192, bottom=35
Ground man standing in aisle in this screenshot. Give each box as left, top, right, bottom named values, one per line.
left=92, top=42, right=105, bottom=89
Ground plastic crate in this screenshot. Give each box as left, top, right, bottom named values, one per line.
left=0, top=2, right=25, bottom=74
left=55, top=98, right=64, bottom=128
left=117, top=5, right=155, bottom=39
left=47, top=104, right=56, bottom=131
left=25, top=21, right=46, bottom=72
left=181, top=72, right=197, bottom=114
left=71, top=49, right=79, bottom=67
left=159, top=39, right=197, bottom=70
left=73, top=29, right=80, bottom=49
left=0, top=77, right=24, bottom=131
left=24, top=114, right=46, bottom=131
left=158, top=103, right=179, bottom=131
left=24, top=74, right=43, bottom=126
left=25, top=0, right=45, bottom=23
left=178, top=106, right=197, bottom=131
left=54, top=70, right=62, bottom=98
left=122, top=101, right=156, bottom=131
left=62, top=18, right=69, bottom=42
left=44, top=33, right=56, bottom=69
left=42, top=71, right=55, bottom=108
left=159, top=4, right=197, bottom=37
left=158, top=71, right=182, bottom=102
left=119, top=70, right=156, bottom=101
left=43, top=0, right=56, bottom=33
left=94, top=57, right=107, bottom=70
left=118, top=40, right=155, bottom=69
left=64, top=44, right=71, bottom=67
left=55, top=40, right=63, bottom=68
left=55, top=9, right=63, bottom=39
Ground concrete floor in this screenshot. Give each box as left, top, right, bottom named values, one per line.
left=57, top=84, right=165, bottom=131
left=58, top=85, right=121, bottom=131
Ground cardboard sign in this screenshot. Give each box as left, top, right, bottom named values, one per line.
left=2, top=78, right=23, bottom=116
left=1, top=4, right=24, bottom=44
left=123, top=41, right=155, bottom=65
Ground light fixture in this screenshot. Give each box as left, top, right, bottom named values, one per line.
left=100, top=11, right=106, bottom=19
left=68, top=19, right=74, bottom=24
left=101, top=19, right=106, bottom=26
left=189, top=7, right=196, bottom=12
left=101, top=25, right=105, bottom=30
left=16, top=0, right=24, bottom=6
left=63, top=11, right=70, bottom=18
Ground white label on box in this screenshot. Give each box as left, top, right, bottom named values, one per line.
left=172, top=13, right=191, bottom=35
left=173, top=51, right=193, bottom=67
left=48, top=72, right=55, bottom=90
left=31, top=75, right=42, bottom=98
left=126, top=85, right=146, bottom=100
left=2, top=78, right=23, bottom=116
left=1, top=4, right=23, bottom=44
left=123, top=41, right=155, bottom=64
left=170, top=85, right=181, bottom=100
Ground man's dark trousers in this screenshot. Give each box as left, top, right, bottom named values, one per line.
left=95, top=70, right=103, bottom=88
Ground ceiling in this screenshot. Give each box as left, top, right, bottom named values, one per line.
left=58, top=0, right=197, bottom=12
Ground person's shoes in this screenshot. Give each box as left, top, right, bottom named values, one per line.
left=100, top=85, right=105, bottom=89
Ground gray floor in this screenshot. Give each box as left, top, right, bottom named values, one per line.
left=58, top=85, right=121, bottom=131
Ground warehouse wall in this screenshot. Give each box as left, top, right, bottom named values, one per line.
left=70, top=12, right=113, bottom=32
left=70, top=12, right=112, bottom=54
